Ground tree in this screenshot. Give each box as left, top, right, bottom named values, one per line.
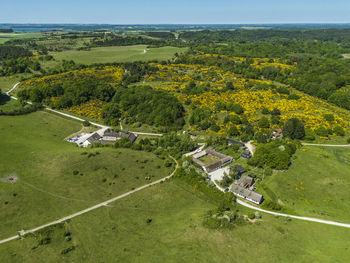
left=315, top=126, right=329, bottom=137
left=323, top=114, right=335, bottom=122
left=283, top=117, right=305, bottom=139
left=258, top=116, right=270, bottom=129
left=271, top=108, right=281, bottom=116
left=227, top=126, right=240, bottom=137
left=333, top=126, right=345, bottom=136
left=225, top=81, right=234, bottom=90
left=102, top=102, right=121, bottom=125
left=261, top=107, right=270, bottom=115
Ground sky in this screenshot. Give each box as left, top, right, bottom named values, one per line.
left=1, top=0, right=350, bottom=24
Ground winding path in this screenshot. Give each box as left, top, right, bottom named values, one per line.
left=0, top=157, right=178, bottom=245
left=2, top=83, right=350, bottom=246
left=212, top=180, right=350, bottom=229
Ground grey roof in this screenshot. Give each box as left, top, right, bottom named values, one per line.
left=238, top=174, right=254, bottom=188
left=230, top=184, right=263, bottom=204
left=103, top=130, right=137, bottom=143
left=104, top=131, right=120, bottom=137
left=87, top=133, right=102, bottom=143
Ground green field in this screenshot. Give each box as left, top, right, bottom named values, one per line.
left=259, top=146, right=350, bottom=222
left=343, top=53, right=350, bottom=59
left=1, top=178, right=350, bottom=262
left=0, top=32, right=44, bottom=44
left=50, top=45, right=187, bottom=64
left=0, top=111, right=172, bottom=238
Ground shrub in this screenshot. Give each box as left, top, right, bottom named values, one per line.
left=333, top=126, right=345, bottom=136
left=258, top=117, right=270, bottom=129
left=262, top=200, right=282, bottom=210
left=82, top=120, right=90, bottom=126
left=248, top=212, right=255, bottom=219
left=276, top=87, right=290, bottom=95
left=287, top=94, right=300, bottom=100
left=323, top=114, right=335, bottom=122
left=271, top=108, right=281, bottom=116
left=261, top=107, right=270, bottom=115
left=315, top=126, right=329, bottom=137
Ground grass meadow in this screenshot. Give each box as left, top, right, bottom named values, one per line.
left=0, top=178, right=349, bottom=262
left=49, top=45, right=187, bottom=64
left=0, top=32, right=44, bottom=44
left=0, top=111, right=172, bottom=239
left=259, top=146, right=350, bottom=222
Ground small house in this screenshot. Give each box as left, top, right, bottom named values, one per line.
left=272, top=129, right=283, bottom=139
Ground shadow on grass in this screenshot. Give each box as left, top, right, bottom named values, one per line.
left=0, top=94, right=10, bottom=105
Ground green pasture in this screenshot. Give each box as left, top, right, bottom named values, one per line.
left=0, top=32, right=44, bottom=44
left=0, top=111, right=172, bottom=238
left=49, top=45, right=187, bottom=64
left=260, top=146, right=350, bottom=222
left=0, top=178, right=349, bottom=262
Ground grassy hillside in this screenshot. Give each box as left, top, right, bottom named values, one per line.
left=259, top=146, right=350, bottom=222
left=0, top=111, right=172, bottom=238
left=0, top=178, right=349, bottom=262
left=50, top=45, right=187, bottom=64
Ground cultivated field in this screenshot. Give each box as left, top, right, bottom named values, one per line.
left=0, top=178, right=349, bottom=262
left=0, top=111, right=172, bottom=238
left=259, top=146, right=350, bottom=222
left=50, top=45, right=187, bottom=64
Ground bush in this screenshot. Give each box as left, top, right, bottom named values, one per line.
left=333, top=126, right=345, bottom=136
left=248, top=212, right=255, bottom=219
left=276, top=87, right=290, bottom=95
left=287, top=94, right=300, bottom=100
left=258, top=117, right=270, bottom=129
left=262, top=200, right=282, bottom=210
left=83, top=120, right=90, bottom=126
left=315, top=126, right=329, bottom=137
left=323, top=114, right=335, bottom=122
left=271, top=108, right=281, bottom=116
left=261, top=107, right=270, bottom=115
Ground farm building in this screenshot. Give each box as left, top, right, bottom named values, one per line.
left=230, top=184, right=263, bottom=205
left=238, top=174, right=254, bottom=188
left=82, top=132, right=102, bottom=147
left=192, top=147, right=234, bottom=173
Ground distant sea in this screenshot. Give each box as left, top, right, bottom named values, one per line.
left=11, top=28, right=62, bottom=32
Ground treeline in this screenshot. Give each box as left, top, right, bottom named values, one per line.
left=90, top=35, right=165, bottom=47
left=145, top=32, right=175, bottom=40
left=0, top=46, right=33, bottom=60
left=192, top=40, right=347, bottom=59
left=179, top=28, right=350, bottom=43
